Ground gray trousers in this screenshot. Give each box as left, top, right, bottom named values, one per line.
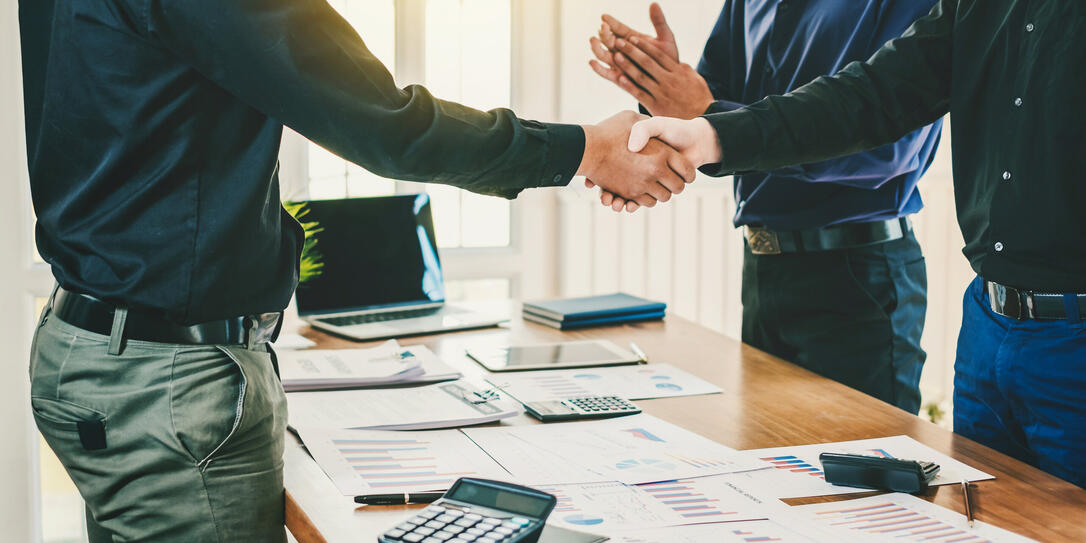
left=30, top=301, right=288, bottom=542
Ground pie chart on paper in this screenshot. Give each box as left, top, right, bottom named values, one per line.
left=563, top=514, right=605, bottom=526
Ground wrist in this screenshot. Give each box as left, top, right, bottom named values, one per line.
left=691, top=117, right=723, bottom=166
left=576, top=124, right=601, bottom=178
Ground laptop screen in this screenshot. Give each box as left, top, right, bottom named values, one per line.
left=293, top=194, right=445, bottom=316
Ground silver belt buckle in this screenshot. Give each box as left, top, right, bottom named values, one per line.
left=245, top=312, right=283, bottom=348
left=986, top=281, right=1034, bottom=320
left=745, top=227, right=782, bottom=255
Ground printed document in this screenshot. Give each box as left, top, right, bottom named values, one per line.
left=487, top=363, right=721, bottom=401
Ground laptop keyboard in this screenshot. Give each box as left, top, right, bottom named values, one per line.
left=321, top=307, right=449, bottom=327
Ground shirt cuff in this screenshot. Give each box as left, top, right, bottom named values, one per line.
left=539, top=123, right=585, bottom=188
left=698, top=109, right=764, bottom=177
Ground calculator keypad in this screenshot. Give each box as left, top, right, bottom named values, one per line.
left=381, top=504, right=535, bottom=543
left=566, top=396, right=638, bottom=414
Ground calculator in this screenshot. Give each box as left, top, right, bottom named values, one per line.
left=378, top=478, right=556, bottom=543
left=522, top=395, right=641, bottom=422
left=820, top=452, right=941, bottom=493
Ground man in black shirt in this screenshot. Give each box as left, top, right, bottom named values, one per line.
left=617, top=0, right=1086, bottom=487
left=19, top=1, right=695, bottom=541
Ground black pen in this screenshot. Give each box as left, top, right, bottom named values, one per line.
left=961, top=479, right=974, bottom=528
left=355, top=492, right=443, bottom=505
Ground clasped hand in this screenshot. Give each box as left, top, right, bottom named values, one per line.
left=577, top=111, right=695, bottom=212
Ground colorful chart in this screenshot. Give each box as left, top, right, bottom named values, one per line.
left=810, top=500, right=990, bottom=541
left=639, top=480, right=734, bottom=520
left=563, top=514, right=605, bottom=526
left=624, top=428, right=666, bottom=442
left=331, top=438, right=474, bottom=489
left=731, top=528, right=782, bottom=542
left=760, top=448, right=895, bottom=480
left=616, top=458, right=677, bottom=471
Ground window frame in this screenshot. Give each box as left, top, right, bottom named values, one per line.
left=277, top=0, right=562, bottom=301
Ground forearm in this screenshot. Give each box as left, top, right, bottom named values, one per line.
left=149, top=0, right=582, bottom=198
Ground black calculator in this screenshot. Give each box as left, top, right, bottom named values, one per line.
left=522, top=395, right=641, bottom=422
left=820, top=452, right=941, bottom=493
left=378, top=478, right=556, bottom=543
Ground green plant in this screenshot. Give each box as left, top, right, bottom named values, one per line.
left=283, top=201, right=325, bottom=284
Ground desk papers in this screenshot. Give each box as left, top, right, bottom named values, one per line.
left=462, top=414, right=760, bottom=485
left=296, top=427, right=511, bottom=495
left=730, top=435, right=994, bottom=499
left=279, top=341, right=461, bottom=391
left=287, top=380, right=521, bottom=430
left=486, top=363, right=722, bottom=401
left=612, top=520, right=820, bottom=543
left=789, top=493, right=1037, bottom=543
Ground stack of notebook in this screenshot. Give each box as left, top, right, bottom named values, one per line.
left=522, top=293, right=666, bottom=330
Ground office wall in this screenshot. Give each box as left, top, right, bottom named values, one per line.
left=551, top=0, right=973, bottom=417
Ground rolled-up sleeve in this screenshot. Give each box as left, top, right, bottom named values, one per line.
left=144, top=0, right=582, bottom=198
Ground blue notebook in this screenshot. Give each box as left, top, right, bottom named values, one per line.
left=523, top=293, right=666, bottom=323
left=522, top=310, right=666, bottom=330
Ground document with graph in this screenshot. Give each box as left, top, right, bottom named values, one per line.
left=486, top=363, right=721, bottom=401
left=612, top=520, right=821, bottom=543
left=295, top=427, right=512, bottom=495
left=730, top=435, right=993, bottom=499
left=789, top=493, right=1036, bottom=542
left=463, top=414, right=760, bottom=485
left=534, top=475, right=773, bottom=533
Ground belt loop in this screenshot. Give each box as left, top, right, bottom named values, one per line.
left=1064, top=294, right=1083, bottom=323
left=107, top=308, right=128, bottom=356
left=40, top=284, right=60, bottom=326
left=245, top=317, right=259, bottom=351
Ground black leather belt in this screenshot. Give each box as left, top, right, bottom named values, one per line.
left=986, top=281, right=1086, bottom=321
left=744, top=218, right=911, bottom=255
left=52, top=287, right=282, bottom=346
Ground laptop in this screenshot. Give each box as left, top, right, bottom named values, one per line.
left=294, top=194, right=505, bottom=341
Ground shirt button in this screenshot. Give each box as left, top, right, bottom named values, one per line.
left=1025, top=23, right=1035, bottom=32
left=552, top=174, right=563, bottom=184
left=994, top=242, right=1004, bottom=252
left=1002, top=171, right=1012, bottom=181
left=1014, top=97, right=1023, bottom=107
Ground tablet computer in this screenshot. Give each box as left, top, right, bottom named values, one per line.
left=466, top=340, right=642, bottom=372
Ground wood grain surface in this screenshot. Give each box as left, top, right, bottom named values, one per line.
left=283, top=304, right=1086, bottom=542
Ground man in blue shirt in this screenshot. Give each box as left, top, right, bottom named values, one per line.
left=590, top=1, right=941, bottom=413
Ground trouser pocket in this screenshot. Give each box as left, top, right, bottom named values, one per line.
left=32, top=397, right=109, bottom=450
left=169, top=347, right=247, bottom=468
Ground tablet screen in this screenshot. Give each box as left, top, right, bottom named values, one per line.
left=467, top=341, right=637, bottom=372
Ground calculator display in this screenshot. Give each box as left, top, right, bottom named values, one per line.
left=447, top=481, right=550, bottom=517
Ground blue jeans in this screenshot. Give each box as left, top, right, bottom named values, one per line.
left=954, top=276, right=1086, bottom=488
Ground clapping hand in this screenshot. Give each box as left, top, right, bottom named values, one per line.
left=588, top=3, right=714, bottom=119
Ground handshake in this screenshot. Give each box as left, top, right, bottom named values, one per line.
left=578, top=112, right=720, bottom=213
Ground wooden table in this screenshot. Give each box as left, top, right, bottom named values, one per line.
left=283, top=307, right=1086, bottom=542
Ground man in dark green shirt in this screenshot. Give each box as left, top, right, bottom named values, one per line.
left=619, top=0, right=1086, bottom=488
left=20, top=0, right=696, bottom=540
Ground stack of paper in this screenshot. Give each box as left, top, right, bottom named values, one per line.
left=278, top=340, right=461, bottom=391
left=287, top=380, right=522, bottom=430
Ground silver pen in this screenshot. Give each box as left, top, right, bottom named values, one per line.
left=629, top=342, right=649, bottom=364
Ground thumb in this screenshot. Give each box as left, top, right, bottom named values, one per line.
left=627, top=117, right=671, bottom=152
left=649, top=3, right=675, bottom=43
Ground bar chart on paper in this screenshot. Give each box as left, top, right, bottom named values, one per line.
left=487, top=363, right=721, bottom=401
left=294, top=427, right=510, bottom=495
left=533, top=481, right=696, bottom=532
left=792, top=493, right=1037, bottom=543
left=636, top=477, right=766, bottom=522
left=614, top=520, right=819, bottom=543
